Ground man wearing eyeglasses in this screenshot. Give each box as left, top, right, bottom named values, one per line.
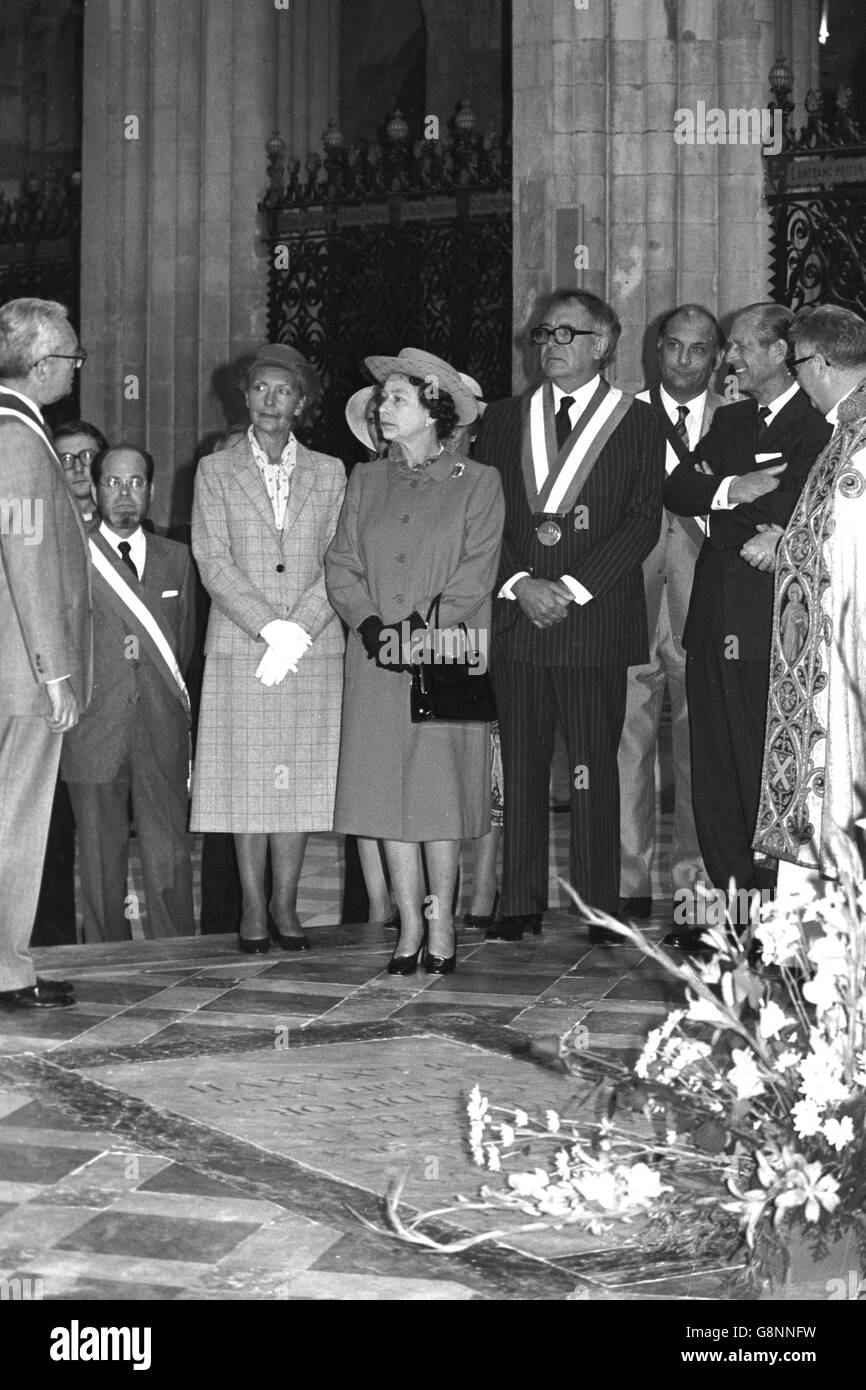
left=52, top=421, right=109, bottom=530
left=662, top=302, right=831, bottom=952
left=61, top=445, right=197, bottom=941
left=476, top=289, right=665, bottom=941
left=0, top=297, right=92, bottom=1009
left=749, top=305, right=866, bottom=892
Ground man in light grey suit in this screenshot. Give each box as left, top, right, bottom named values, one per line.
left=0, top=298, right=91, bottom=1009
left=617, top=305, right=726, bottom=921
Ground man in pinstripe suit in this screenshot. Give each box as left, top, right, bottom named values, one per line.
left=476, top=290, right=665, bottom=941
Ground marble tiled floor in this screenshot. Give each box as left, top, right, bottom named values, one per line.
left=1, top=731, right=751, bottom=1302
left=0, top=904, right=744, bottom=1301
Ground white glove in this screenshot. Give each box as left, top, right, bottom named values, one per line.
left=255, top=646, right=296, bottom=687
left=260, top=619, right=312, bottom=665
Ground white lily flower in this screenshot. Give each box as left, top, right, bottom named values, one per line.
left=545, top=1109, right=561, bottom=1134
left=758, top=1000, right=796, bottom=1039
left=727, top=1048, right=766, bottom=1100
left=791, top=1098, right=822, bottom=1137
left=822, top=1115, right=855, bottom=1151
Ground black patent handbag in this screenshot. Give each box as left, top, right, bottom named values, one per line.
left=409, top=595, right=496, bottom=723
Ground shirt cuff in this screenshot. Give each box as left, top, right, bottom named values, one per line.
left=499, top=571, right=531, bottom=600
left=559, top=575, right=593, bottom=605
left=711, top=476, right=735, bottom=510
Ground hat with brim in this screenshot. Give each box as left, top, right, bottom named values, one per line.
left=363, top=348, right=478, bottom=426
left=249, top=343, right=313, bottom=376
left=457, top=371, right=486, bottom=417
left=345, top=386, right=378, bottom=452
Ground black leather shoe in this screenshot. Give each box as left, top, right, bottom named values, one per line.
left=588, top=922, right=623, bottom=944
left=485, top=913, right=543, bottom=942
left=35, top=975, right=74, bottom=997
left=267, top=916, right=310, bottom=951
left=619, top=896, right=652, bottom=919
left=662, top=926, right=717, bottom=955
left=239, top=933, right=270, bottom=955
left=425, top=927, right=457, bottom=975
left=464, top=890, right=500, bottom=931
left=387, top=932, right=426, bottom=975
left=0, top=983, right=75, bottom=1010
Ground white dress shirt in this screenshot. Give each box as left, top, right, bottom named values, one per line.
left=500, top=375, right=602, bottom=606
left=710, top=380, right=799, bottom=511
left=100, top=521, right=146, bottom=579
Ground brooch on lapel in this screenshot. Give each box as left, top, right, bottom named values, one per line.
left=449, top=460, right=466, bottom=478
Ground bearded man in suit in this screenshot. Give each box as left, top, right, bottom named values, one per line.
left=663, top=302, right=832, bottom=949
left=618, top=305, right=726, bottom=923
left=0, top=298, right=91, bottom=1009
left=62, top=445, right=196, bottom=941
left=476, top=289, right=665, bottom=941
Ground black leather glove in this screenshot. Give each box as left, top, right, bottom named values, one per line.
left=358, top=615, right=385, bottom=662
left=357, top=614, right=403, bottom=672
left=396, top=611, right=428, bottom=668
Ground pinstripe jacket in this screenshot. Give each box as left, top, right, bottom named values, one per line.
left=475, top=388, right=665, bottom=667
left=192, top=437, right=346, bottom=658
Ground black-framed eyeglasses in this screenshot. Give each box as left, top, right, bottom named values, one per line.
left=789, top=354, right=815, bottom=370
left=530, top=324, right=597, bottom=346
left=101, top=475, right=148, bottom=491
left=32, top=350, right=88, bottom=370
left=58, top=448, right=98, bottom=471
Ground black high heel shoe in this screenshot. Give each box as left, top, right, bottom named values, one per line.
left=387, top=924, right=427, bottom=976
left=239, top=933, right=270, bottom=955
left=425, top=924, right=457, bottom=975
left=267, top=913, right=310, bottom=952
left=463, top=890, right=500, bottom=931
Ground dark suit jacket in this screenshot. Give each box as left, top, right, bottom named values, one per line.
left=475, top=389, right=665, bottom=666
left=664, top=389, right=832, bottom=659
left=61, top=530, right=196, bottom=784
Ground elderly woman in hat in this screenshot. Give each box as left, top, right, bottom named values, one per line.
left=191, top=344, right=346, bottom=953
left=325, top=348, right=504, bottom=975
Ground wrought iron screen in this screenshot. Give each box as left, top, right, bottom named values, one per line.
left=763, top=60, right=866, bottom=316
left=260, top=110, right=512, bottom=461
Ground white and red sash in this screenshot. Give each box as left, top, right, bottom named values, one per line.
left=520, top=379, right=634, bottom=516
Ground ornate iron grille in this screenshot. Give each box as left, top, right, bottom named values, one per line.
left=763, top=58, right=866, bottom=316
left=260, top=106, right=512, bottom=460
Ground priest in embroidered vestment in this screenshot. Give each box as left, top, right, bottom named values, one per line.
left=750, top=305, right=866, bottom=885
left=476, top=289, right=665, bottom=941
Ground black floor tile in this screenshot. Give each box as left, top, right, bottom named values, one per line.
left=199, top=990, right=347, bottom=1015
left=0, top=1099, right=92, bottom=1133
left=0, top=1143, right=103, bottom=1185
left=54, top=1210, right=261, bottom=1262
left=137, top=1163, right=250, bottom=1199
left=0, top=1010, right=108, bottom=1039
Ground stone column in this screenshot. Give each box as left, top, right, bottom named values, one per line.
left=512, top=0, right=782, bottom=392
left=276, top=0, right=340, bottom=160
left=80, top=0, right=339, bottom=530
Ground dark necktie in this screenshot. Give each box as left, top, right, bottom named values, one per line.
left=555, top=395, right=575, bottom=451
left=757, top=405, right=771, bottom=438
left=675, top=405, right=689, bottom=446
left=118, top=540, right=138, bottom=581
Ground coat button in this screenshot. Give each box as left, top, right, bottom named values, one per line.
left=396, top=554, right=405, bottom=563
left=410, top=480, right=418, bottom=488
left=394, top=594, right=404, bottom=603
left=401, top=514, right=409, bottom=522
left=276, top=563, right=285, bottom=572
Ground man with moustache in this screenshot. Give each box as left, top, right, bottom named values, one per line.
left=0, top=298, right=91, bottom=1009
left=476, top=289, right=665, bottom=941
left=663, top=302, right=831, bottom=949
left=618, top=305, right=725, bottom=922
left=62, top=445, right=197, bottom=941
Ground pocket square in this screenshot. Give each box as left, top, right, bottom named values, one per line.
left=161, top=589, right=179, bottom=597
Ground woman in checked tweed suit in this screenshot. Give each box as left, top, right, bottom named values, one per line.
left=191, top=344, right=345, bottom=952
